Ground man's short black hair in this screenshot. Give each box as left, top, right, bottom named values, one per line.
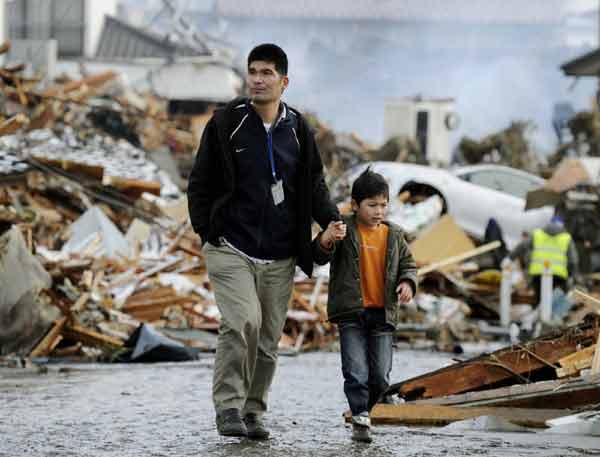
left=351, top=167, right=389, bottom=205
left=248, top=43, right=288, bottom=75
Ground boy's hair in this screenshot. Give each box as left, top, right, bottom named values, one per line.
left=351, top=167, right=389, bottom=205
left=248, top=43, right=288, bottom=75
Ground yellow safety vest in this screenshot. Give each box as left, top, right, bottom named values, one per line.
left=528, top=229, right=571, bottom=279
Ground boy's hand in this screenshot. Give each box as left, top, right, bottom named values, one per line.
left=320, top=221, right=347, bottom=249
left=396, top=281, right=413, bottom=304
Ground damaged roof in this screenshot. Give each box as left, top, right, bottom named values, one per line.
left=95, top=15, right=210, bottom=59
left=561, top=47, right=600, bottom=77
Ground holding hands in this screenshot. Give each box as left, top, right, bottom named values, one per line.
left=320, top=220, right=347, bottom=249
left=396, top=281, right=413, bottom=304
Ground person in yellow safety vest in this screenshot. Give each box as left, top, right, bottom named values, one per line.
left=507, top=215, right=579, bottom=306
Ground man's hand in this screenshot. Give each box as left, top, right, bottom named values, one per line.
left=396, top=281, right=413, bottom=304
left=319, top=221, right=347, bottom=249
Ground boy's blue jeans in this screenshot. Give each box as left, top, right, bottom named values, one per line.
left=338, top=308, right=394, bottom=416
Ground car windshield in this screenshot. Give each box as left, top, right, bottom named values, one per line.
left=456, top=169, right=543, bottom=199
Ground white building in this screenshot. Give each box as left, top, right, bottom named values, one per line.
left=384, top=97, right=458, bottom=167
left=6, top=0, right=117, bottom=58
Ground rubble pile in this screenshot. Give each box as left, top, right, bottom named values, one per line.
left=0, top=168, right=334, bottom=360
left=0, top=44, right=203, bottom=186
left=548, top=110, right=600, bottom=168
left=2, top=37, right=600, bottom=369
left=0, top=45, right=337, bottom=361
left=458, top=121, right=540, bottom=173
left=304, top=112, right=373, bottom=181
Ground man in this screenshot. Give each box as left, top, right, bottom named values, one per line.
left=507, top=215, right=579, bottom=305
left=187, top=43, right=344, bottom=439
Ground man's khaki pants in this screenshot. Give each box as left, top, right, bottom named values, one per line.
left=204, top=242, right=295, bottom=415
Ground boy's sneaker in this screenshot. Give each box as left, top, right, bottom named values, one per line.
left=351, top=412, right=372, bottom=443
left=352, top=424, right=373, bottom=443
left=352, top=413, right=371, bottom=428
left=216, top=408, right=247, bottom=437
left=244, top=413, right=270, bottom=440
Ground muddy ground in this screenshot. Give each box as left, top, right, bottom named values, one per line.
left=1, top=349, right=600, bottom=456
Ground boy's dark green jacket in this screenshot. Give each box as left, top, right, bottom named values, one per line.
left=313, top=214, right=418, bottom=326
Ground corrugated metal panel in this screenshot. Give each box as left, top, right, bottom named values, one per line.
left=7, top=1, right=25, bottom=39
left=52, top=0, right=85, bottom=57
left=52, top=0, right=85, bottom=23
left=28, top=0, right=51, bottom=39
left=95, top=16, right=208, bottom=59
left=7, top=0, right=85, bottom=57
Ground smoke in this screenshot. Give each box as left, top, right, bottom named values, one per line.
left=196, top=13, right=597, bottom=153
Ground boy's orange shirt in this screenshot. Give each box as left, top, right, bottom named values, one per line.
left=357, top=223, right=389, bottom=308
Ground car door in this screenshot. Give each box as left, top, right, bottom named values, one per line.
left=454, top=169, right=552, bottom=248
left=489, top=170, right=554, bottom=248
left=448, top=170, right=519, bottom=243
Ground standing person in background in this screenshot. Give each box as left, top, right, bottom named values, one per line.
left=507, top=215, right=579, bottom=305
left=187, top=43, right=345, bottom=440
left=314, top=168, right=417, bottom=443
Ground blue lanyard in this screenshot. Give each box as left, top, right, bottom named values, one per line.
left=267, top=130, right=277, bottom=182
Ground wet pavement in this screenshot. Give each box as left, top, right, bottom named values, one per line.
left=2, top=349, right=600, bottom=456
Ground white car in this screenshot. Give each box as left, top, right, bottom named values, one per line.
left=343, top=162, right=554, bottom=249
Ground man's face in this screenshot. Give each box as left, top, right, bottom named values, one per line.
left=247, top=60, right=288, bottom=104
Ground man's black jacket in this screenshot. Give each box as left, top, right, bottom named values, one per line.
left=187, top=97, right=339, bottom=277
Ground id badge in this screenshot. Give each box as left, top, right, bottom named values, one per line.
left=271, top=179, right=285, bottom=205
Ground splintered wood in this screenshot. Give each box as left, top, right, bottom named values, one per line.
left=7, top=181, right=336, bottom=358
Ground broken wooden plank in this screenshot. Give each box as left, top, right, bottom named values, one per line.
left=51, top=342, right=83, bottom=357
left=164, top=222, right=191, bottom=256
left=292, top=291, right=313, bottom=312
left=125, top=287, right=177, bottom=305
left=557, top=345, right=596, bottom=378
left=0, top=114, right=30, bottom=136
left=61, top=160, right=104, bottom=180
left=29, top=317, right=67, bottom=358
left=71, top=292, right=90, bottom=312
left=385, top=315, right=600, bottom=401
left=591, top=333, right=600, bottom=375
left=124, top=295, right=198, bottom=323
left=13, top=77, right=28, bottom=106
left=47, top=335, right=63, bottom=354
left=346, top=404, right=569, bottom=428
left=63, top=324, right=124, bottom=348
left=103, top=175, right=161, bottom=198
left=573, top=289, right=600, bottom=312
left=418, top=241, right=501, bottom=276
left=123, top=295, right=194, bottom=312
left=41, top=71, right=117, bottom=97
left=411, top=215, right=476, bottom=268
left=409, top=374, right=600, bottom=410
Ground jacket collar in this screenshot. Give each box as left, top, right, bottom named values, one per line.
left=245, top=99, right=295, bottom=128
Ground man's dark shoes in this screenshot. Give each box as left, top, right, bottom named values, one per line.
left=244, top=412, right=270, bottom=440
left=216, top=408, right=247, bottom=437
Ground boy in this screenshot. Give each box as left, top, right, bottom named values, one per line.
left=316, top=168, right=417, bottom=443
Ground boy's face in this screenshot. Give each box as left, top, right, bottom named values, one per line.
left=247, top=60, right=288, bottom=105
left=351, top=194, right=388, bottom=227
